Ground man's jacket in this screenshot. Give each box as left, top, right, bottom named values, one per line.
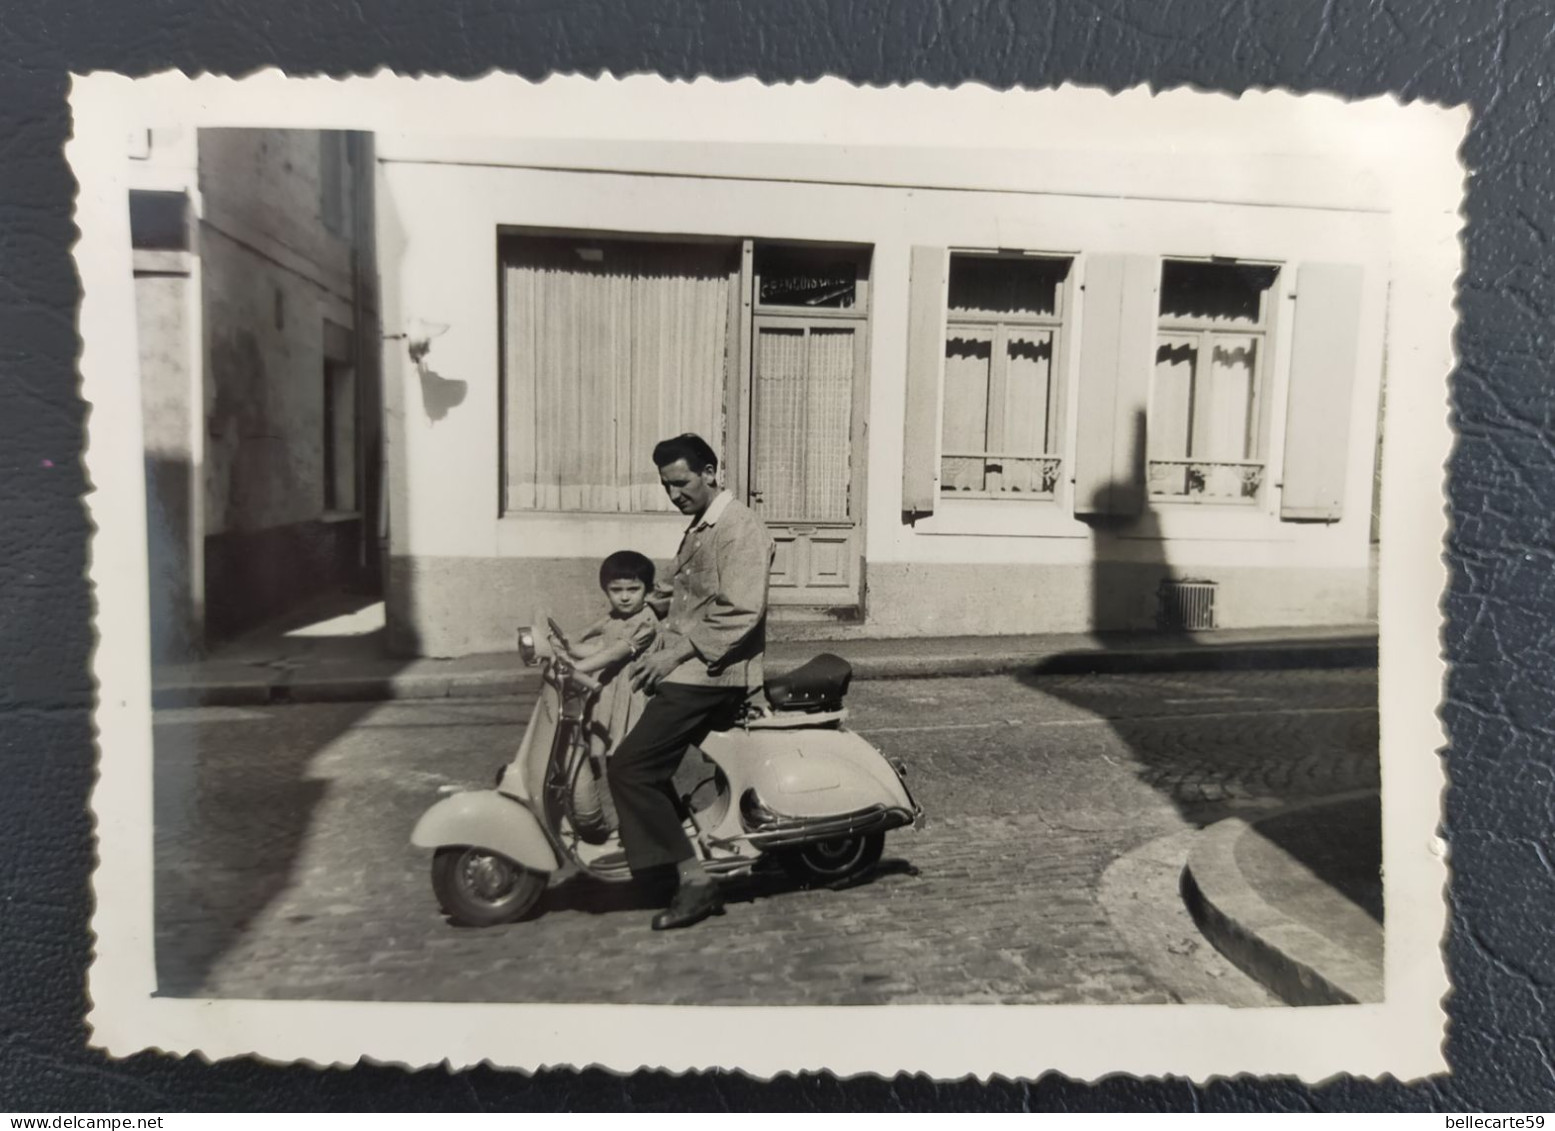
left=650, top=490, right=776, bottom=692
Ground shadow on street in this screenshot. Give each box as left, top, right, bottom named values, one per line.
left=1252, top=795, right=1383, bottom=924
left=532, top=856, right=918, bottom=919
left=153, top=594, right=414, bottom=997
left=154, top=707, right=341, bottom=996
left=1013, top=410, right=1382, bottom=899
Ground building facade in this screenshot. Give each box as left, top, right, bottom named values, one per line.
left=131, top=127, right=382, bottom=660
left=375, top=135, right=1390, bottom=658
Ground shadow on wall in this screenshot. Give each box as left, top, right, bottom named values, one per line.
left=205, top=325, right=269, bottom=532
left=385, top=555, right=426, bottom=658
left=409, top=334, right=467, bottom=423
left=1082, top=410, right=1166, bottom=635
left=144, top=454, right=199, bottom=661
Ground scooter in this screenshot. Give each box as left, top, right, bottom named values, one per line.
left=411, top=619, right=922, bottom=926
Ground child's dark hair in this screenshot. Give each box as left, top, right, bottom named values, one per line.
left=599, top=550, right=655, bottom=590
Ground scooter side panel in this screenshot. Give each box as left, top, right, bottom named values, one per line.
left=410, top=790, right=559, bottom=874
left=709, top=727, right=914, bottom=820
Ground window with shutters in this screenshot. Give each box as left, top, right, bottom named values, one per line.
left=1149, top=259, right=1280, bottom=504
left=939, top=253, right=1073, bottom=499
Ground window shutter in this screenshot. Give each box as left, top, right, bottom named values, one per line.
left=1281, top=263, right=1365, bottom=522
left=1073, top=254, right=1158, bottom=517
left=902, top=246, right=948, bottom=516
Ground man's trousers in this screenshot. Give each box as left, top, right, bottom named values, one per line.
left=607, top=682, right=747, bottom=872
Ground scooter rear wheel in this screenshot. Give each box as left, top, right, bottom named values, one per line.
left=779, top=832, right=885, bottom=885
left=432, top=846, right=547, bottom=926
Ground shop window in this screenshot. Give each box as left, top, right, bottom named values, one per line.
left=1149, top=260, right=1280, bottom=503
left=939, top=254, right=1072, bottom=498
left=501, top=234, right=738, bottom=513
left=754, top=245, right=861, bottom=309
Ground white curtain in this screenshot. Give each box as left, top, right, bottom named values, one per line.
left=753, top=327, right=807, bottom=519
left=940, top=326, right=1056, bottom=495
left=752, top=324, right=855, bottom=521
left=1201, top=334, right=1258, bottom=497
left=1205, top=335, right=1257, bottom=461
left=1151, top=335, right=1197, bottom=462
left=1149, top=331, right=1259, bottom=498
left=940, top=330, right=992, bottom=492
left=998, top=329, right=1055, bottom=494
left=804, top=328, right=853, bottom=521
left=503, top=239, right=733, bottom=513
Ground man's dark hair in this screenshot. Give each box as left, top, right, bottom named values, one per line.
left=599, top=549, right=655, bottom=591
left=652, top=433, right=719, bottom=474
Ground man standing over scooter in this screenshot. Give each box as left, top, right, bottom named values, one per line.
left=608, top=433, right=776, bottom=931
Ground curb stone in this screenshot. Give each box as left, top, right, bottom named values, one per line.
left=1180, top=790, right=1383, bottom=1006
left=1099, top=827, right=1280, bottom=1007
left=153, top=637, right=1377, bottom=709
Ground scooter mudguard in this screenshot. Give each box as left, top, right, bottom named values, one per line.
left=410, top=790, right=559, bottom=874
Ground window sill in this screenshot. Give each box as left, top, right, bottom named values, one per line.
left=132, top=248, right=194, bottom=277
left=1117, top=503, right=1296, bottom=543
left=938, top=492, right=1059, bottom=503
left=495, top=510, right=690, bottom=559
left=498, top=508, right=687, bottom=521
left=1147, top=495, right=1263, bottom=508
left=910, top=496, right=1311, bottom=543
left=911, top=495, right=1086, bottom=540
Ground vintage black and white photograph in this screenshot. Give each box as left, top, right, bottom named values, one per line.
left=77, top=74, right=1458, bottom=1078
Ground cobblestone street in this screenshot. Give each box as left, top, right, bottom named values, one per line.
left=152, top=668, right=1378, bottom=1005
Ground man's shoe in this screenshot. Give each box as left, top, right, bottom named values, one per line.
left=651, top=881, right=724, bottom=930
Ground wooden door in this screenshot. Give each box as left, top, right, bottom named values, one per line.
left=748, top=314, right=866, bottom=607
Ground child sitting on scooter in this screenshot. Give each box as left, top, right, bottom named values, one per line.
left=546, top=550, right=660, bottom=757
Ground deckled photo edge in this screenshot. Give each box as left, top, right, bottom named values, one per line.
left=73, top=71, right=1463, bottom=1082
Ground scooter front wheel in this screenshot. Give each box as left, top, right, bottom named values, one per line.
left=431, top=846, right=547, bottom=926
left=778, top=832, right=885, bottom=885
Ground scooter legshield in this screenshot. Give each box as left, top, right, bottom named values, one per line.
left=410, top=790, right=559, bottom=874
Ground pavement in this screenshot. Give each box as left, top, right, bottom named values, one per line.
left=148, top=598, right=1383, bottom=1007
left=152, top=595, right=1378, bottom=709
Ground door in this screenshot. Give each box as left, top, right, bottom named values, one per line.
left=749, top=313, right=867, bottom=607
left=723, top=241, right=871, bottom=612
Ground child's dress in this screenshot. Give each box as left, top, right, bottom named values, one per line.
left=575, top=605, right=660, bottom=758
left=508, top=606, right=659, bottom=845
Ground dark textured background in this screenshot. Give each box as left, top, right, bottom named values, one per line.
left=2, top=0, right=1551, bottom=1112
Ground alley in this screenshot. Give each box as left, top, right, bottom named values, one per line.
left=151, top=668, right=1378, bottom=1006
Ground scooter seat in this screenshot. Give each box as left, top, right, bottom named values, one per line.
left=764, top=653, right=853, bottom=712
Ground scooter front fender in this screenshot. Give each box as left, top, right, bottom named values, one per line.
left=410, top=790, right=559, bottom=875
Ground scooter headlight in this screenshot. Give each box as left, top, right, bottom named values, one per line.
left=517, top=627, right=539, bottom=666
